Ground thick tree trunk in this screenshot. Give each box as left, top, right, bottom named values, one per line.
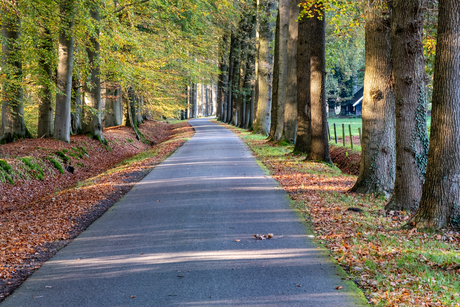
left=269, top=10, right=281, bottom=140
left=71, top=79, right=82, bottom=134
left=351, top=2, right=395, bottom=195
left=307, top=5, right=331, bottom=163
left=253, top=0, right=277, bottom=135
left=272, top=0, right=289, bottom=141
left=410, top=0, right=460, bottom=229
left=81, top=3, right=104, bottom=142
left=294, top=15, right=311, bottom=153
left=1, top=3, right=31, bottom=143
left=386, top=0, right=427, bottom=212
left=283, top=0, right=299, bottom=143
left=54, top=0, right=76, bottom=143
left=37, top=27, right=54, bottom=138
left=104, top=83, right=123, bottom=127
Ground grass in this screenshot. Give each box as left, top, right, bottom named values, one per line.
left=21, top=157, right=44, bottom=181
left=217, top=120, right=460, bottom=306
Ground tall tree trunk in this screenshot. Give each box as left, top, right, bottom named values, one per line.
left=71, top=79, right=82, bottom=134
left=253, top=0, right=277, bottom=135
left=1, top=2, right=31, bottom=144
left=294, top=14, right=311, bottom=153
left=37, top=27, right=54, bottom=138
left=386, top=0, right=427, bottom=212
left=283, top=0, right=299, bottom=143
left=307, top=4, right=331, bottom=163
left=351, top=1, right=395, bottom=195
left=272, top=0, right=289, bottom=141
left=231, top=32, right=242, bottom=126
left=54, top=0, right=76, bottom=143
left=226, top=33, right=236, bottom=124
left=104, top=83, right=123, bottom=127
left=269, top=10, right=281, bottom=139
left=410, top=0, right=460, bottom=229
left=81, top=2, right=104, bottom=142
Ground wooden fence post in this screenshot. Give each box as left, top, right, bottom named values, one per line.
left=349, top=124, right=353, bottom=150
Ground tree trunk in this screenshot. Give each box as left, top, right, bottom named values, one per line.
left=351, top=1, right=395, bottom=195
left=54, top=0, right=76, bottom=143
left=410, top=0, right=460, bottom=229
left=386, top=0, right=427, bottom=212
left=1, top=3, right=31, bottom=143
left=71, top=79, right=82, bottom=134
left=37, top=27, right=54, bottom=138
left=231, top=32, right=242, bottom=126
left=253, top=0, right=277, bottom=135
left=269, top=10, right=280, bottom=140
left=283, top=0, right=299, bottom=143
left=81, top=2, right=104, bottom=142
left=294, top=14, right=311, bottom=153
left=307, top=4, right=331, bottom=163
left=272, top=0, right=289, bottom=141
left=105, top=83, right=123, bottom=127
left=226, top=33, right=236, bottom=124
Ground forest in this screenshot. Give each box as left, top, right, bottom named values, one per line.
left=1, top=0, right=460, bottom=304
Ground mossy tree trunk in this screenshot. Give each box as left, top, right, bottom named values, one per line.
left=386, top=0, right=428, bottom=212
left=1, top=1, right=31, bottom=144
left=410, top=0, right=460, bottom=229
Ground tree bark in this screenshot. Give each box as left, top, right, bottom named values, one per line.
left=269, top=10, right=281, bottom=140
left=386, top=0, right=427, bottom=212
left=1, top=2, right=31, bottom=143
left=54, top=0, right=76, bottom=143
left=37, top=27, right=54, bottom=138
left=104, top=83, right=123, bottom=127
left=351, top=1, right=395, bottom=195
left=81, top=2, right=104, bottom=142
left=253, top=0, right=277, bottom=135
left=307, top=4, right=331, bottom=163
left=71, top=79, right=82, bottom=134
left=294, top=14, right=311, bottom=153
left=410, top=0, right=460, bottom=229
left=231, top=31, right=242, bottom=126
left=272, top=0, right=289, bottom=141
left=283, top=0, right=299, bottom=143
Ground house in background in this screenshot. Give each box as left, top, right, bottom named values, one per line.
left=351, top=87, right=364, bottom=116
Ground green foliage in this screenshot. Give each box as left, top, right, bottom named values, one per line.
left=48, top=157, right=64, bottom=174
left=0, top=159, right=13, bottom=174
left=55, top=151, right=70, bottom=163
left=21, top=157, right=44, bottom=181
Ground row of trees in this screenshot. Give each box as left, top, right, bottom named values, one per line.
left=216, top=0, right=460, bottom=230
left=0, top=0, right=239, bottom=143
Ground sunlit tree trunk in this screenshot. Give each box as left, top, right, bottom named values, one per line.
left=294, top=15, right=311, bottom=153
left=271, top=0, right=289, bottom=141
left=54, top=0, right=76, bottom=143
left=386, top=0, right=427, bottom=212
left=410, top=0, right=460, bottom=229
left=1, top=2, right=31, bottom=144
left=307, top=4, right=331, bottom=163
left=253, top=0, right=277, bottom=135
left=351, top=1, right=395, bottom=195
left=283, top=0, right=299, bottom=143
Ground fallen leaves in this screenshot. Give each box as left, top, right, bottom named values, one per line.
left=253, top=233, right=274, bottom=240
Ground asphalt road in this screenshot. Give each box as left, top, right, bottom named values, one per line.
left=2, top=118, right=366, bottom=306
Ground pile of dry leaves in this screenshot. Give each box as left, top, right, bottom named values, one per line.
left=0, top=120, right=194, bottom=301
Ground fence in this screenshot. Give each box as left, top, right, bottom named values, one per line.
left=327, top=123, right=362, bottom=150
